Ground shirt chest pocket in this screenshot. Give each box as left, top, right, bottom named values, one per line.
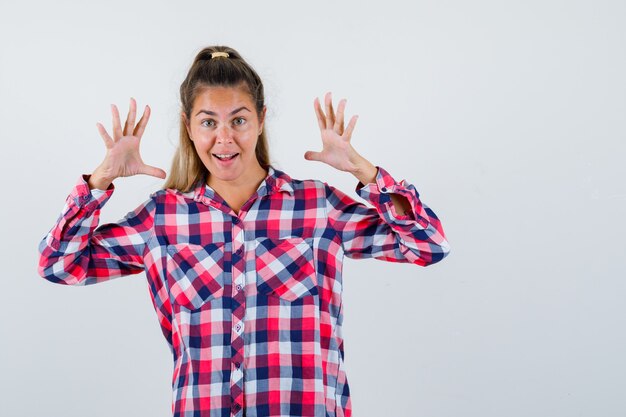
left=254, top=237, right=318, bottom=301
left=165, top=242, right=225, bottom=311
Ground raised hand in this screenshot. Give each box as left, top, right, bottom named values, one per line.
left=90, top=97, right=166, bottom=189
left=304, top=92, right=364, bottom=173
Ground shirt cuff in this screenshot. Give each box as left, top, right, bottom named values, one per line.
left=355, top=166, right=429, bottom=228
left=68, top=174, right=115, bottom=211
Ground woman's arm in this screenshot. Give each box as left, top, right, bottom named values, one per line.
left=37, top=173, right=157, bottom=285
left=325, top=165, right=450, bottom=266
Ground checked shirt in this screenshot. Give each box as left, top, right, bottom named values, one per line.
left=37, top=165, right=450, bottom=417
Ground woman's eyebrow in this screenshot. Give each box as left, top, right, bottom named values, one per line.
left=195, top=106, right=251, bottom=117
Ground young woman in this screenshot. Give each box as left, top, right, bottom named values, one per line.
left=37, top=46, right=450, bottom=417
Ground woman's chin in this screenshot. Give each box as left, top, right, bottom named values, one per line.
left=204, top=155, right=266, bottom=186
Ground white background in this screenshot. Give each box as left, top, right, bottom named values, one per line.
left=1, top=1, right=625, bottom=416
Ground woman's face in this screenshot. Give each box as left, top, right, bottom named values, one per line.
left=184, top=84, right=266, bottom=188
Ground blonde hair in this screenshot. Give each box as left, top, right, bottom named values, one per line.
left=161, top=45, right=270, bottom=192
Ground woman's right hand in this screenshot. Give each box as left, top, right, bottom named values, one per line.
left=89, top=97, right=166, bottom=190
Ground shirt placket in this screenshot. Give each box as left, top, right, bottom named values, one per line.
left=230, top=215, right=246, bottom=416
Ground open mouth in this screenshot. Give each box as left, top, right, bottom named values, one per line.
left=212, top=153, right=239, bottom=161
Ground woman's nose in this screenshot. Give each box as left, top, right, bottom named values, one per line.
left=215, top=124, right=234, bottom=143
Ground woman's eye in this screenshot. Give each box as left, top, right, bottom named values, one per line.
left=201, top=120, right=215, bottom=127
left=233, top=117, right=246, bottom=126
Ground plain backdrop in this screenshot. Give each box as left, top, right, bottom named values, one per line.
left=1, top=1, right=625, bottom=416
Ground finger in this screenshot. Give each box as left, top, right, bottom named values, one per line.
left=343, top=115, right=359, bottom=141
left=140, top=164, right=167, bottom=179
left=304, top=150, right=322, bottom=161
left=96, top=122, right=114, bottom=149
left=134, top=105, right=151, bottom=139
left=111, top=104, right=123, bottom=141
left=123, top=97, right=137, bottom=137
left=313, top=97, right=326, bottom=131
left=334, top=99, right=346, bottom=134
left=324, top=92, right=335, bottom=128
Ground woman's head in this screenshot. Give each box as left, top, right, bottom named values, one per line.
left=163, top=45, right=270, bottom=192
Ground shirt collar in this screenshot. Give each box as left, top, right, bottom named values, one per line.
left=192, top=165, right=294, bottom=205
left=260, top=165, right=295, bottom=197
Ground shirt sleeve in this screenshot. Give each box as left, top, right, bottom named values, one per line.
left=37, top=173, right=157, bottom=285
left=324, top=166, right=451, bottom=266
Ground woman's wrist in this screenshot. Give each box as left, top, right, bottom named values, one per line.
left=88, top=167, right=113, bottom=190
left=351, top=156, right=377, bottom=186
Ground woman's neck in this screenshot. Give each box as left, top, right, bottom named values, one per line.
left=207, top=163, right=268, bottom=214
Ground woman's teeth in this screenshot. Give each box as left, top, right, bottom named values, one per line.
left=213, top=153, right=239, bottom=160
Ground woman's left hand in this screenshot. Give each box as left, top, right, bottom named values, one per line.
left=304, top=92, right=365, bottom=173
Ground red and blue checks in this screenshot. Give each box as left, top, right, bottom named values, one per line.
left=37, top=165, right=450, bottom=417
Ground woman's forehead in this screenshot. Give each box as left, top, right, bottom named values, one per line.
left=193, top=86, right=254, bottom=110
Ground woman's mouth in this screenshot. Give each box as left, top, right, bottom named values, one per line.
left=212, top=153, right=239, bottom=163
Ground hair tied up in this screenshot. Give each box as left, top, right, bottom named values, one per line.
left=211, top=51, right=229, bottom=59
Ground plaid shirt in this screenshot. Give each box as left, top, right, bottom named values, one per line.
left=37, top=165, right=450, bottom=417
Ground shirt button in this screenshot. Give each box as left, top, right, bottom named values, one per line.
left=235, top=361, right=241, bottom=369
left=236, top=246, right=244, bottom=255
left=381, top=187, right=387, bottom=192
left=236, top=284, right=242, bottom=291
left=232, top=217, right=240, bottom=224
left=83, top=195, right=90, bottom=200
left=232, top=402, right=241, bottom=411
left=235, top=323, right=241, bottom=331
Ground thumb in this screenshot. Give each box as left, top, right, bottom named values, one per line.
left=140, top=164, right=167, bottom=179
left=304, top=150, right=322, bottom=161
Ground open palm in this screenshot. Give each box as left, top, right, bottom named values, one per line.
left=94, top=97, right=165, bottom=181
left=304, top=92, right=362, bottom=172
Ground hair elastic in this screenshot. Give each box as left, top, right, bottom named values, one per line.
left=211, top=52, right=229, bottom=59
